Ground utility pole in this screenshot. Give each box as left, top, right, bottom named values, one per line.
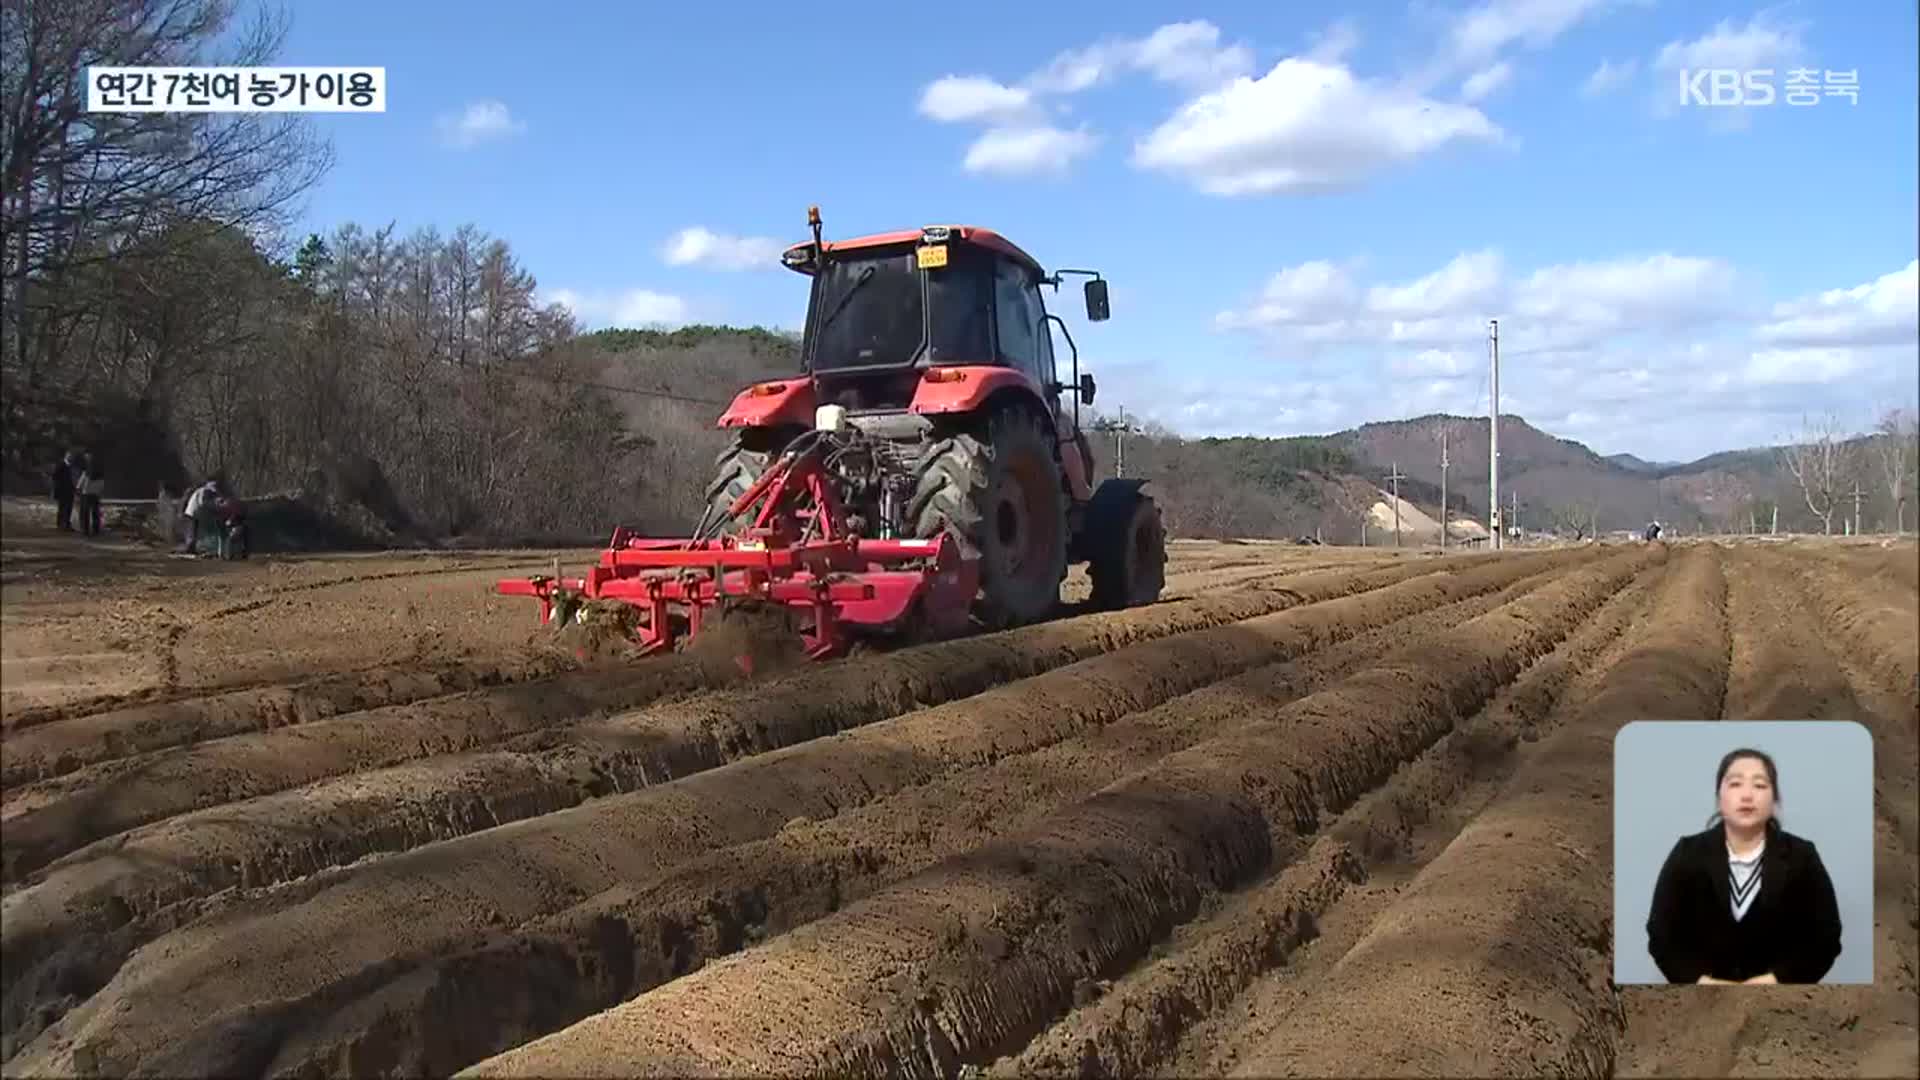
left=1488, top=319, right=1501, bottom=551
left=1510, top=490, right=1520, bottom=541
left=1771, top=504, right=1778, bottom=535
left=1851, top=482, right=1865, bottom=536
left=1388, top=463, right=1406, bottom=547
left=1439, top=430, right=1449, bottom=550
left=1093, top=410, right=1143, bottom=478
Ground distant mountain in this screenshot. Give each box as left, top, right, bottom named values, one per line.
left=1605, top=453, right=1682, bottom=474
left=1328, top=413, right=1875, bottom=535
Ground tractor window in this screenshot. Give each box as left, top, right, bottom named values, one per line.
left=994, top=260, right=1043, bottom=382
left=926, top=245, right=993, bottom=364
left=805, top=251, right=925, bottom=371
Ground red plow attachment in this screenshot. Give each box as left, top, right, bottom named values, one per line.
left=497, top=432, right=979, bottom=661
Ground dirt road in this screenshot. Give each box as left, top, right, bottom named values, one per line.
left=1, top=513, right=1913, bottom=1077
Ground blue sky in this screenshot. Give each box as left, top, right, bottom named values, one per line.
left=277, top=0, right=1917, bottom=463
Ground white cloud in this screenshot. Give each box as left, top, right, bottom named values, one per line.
left=1650, top=11, right=1808, bottom=121
left=918, top=76, right=1037, bottom=124
left=1742, top=347, right=1865, bottom=385
left=1027, top=20, right=1253, bottom=94
left=1581, top=57, right=1637, bottom=96
left=544, top=287, right=690, bottom=329
left=1445, top=0, right=1615, bottom=70
left=660, top=227, right=784, bottom=272
left=1398, top=0, right=1616, bottom=94
left=1219, top=249, right=1742, bottom=353
left=1509, top=253, right=1742, bottom=341
left=1653, top=11, right=1807, bottom=75
left=1390, top=348, right=1476, bottom=378
left=1369, top=251, right=1505, bottom=319
left=1129, top=21, right=1257, bottom=89
left=435, top=100, right=525, bottom=149
left=1756, top=260, right=1919, bottom=347
left=1461, top=61, right=1514, bottom=102
left=1133, top=58, right=1505, bottom=196
left=921, top=20, right=1251, bottom=177
left=1305, top=19, right=1361, bottom=65
left=962, top=126, right=1099, bottom=176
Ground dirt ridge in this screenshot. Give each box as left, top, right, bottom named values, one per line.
left=457, top=548, right=1655, bottom=1077
left=1228, top=544, right=1728, bottom=1077
left=257, top=572, right=1565, bottom=1077
left=1, top=550, right=1583, bottom=1077
left=0, top=657, right=575, bottom=786
left=0, top=554, right=1511, bottom=1024
left=1001, top=563, right=1669, bottom=1077
left=0, top=558, right=1466, bottom=883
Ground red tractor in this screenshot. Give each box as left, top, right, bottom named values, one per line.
left=499, top=207, right=1166, bottom=659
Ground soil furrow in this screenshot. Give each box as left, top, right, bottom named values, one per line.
left=259, top=572, right=1556, bottom=1078
left=1001, top=562, right=1669, bottom=1077
left=1745, top=545, right=1917, bottom=709
left=0, top=555, right=1493, bottom=1002
left=1614, top=546, right=1920, bottom=1079
left=0, top=558, right=1463, bottom=882
left=2, top=550, right=1580, bottom=1078
left=0, top=657, right=741, bottom=882
left=0, top=657, right=577, bottom=787
left=1224, top=544, right=1728, bottom=1078
left=457, top=548, right=1654, bottom=1078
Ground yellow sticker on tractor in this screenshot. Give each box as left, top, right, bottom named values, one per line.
left=916, top=244, right=948, bottom=269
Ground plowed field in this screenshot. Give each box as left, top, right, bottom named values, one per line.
left=2, top=513, right=1914, bottom=1078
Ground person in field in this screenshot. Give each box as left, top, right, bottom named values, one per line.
left=179, top=479, right=224, bottom=555
left=51, top=451, right=77, bottom=531
left=1645, top=747, right=1842, bottom=984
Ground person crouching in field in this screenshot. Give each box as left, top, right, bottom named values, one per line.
left=1645, top=747, right=1842, bottom=984
left=214, top=491, right=249, bottom=559
left=178, top=479, right=224, bottom=555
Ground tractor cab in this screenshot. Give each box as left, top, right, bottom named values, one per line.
left=778, top=217, right=1106, bottom=416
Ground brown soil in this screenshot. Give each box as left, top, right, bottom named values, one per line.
left=1007, top=562, right=1669, bottom=1077
left=5, top=548, right=1581, bottom=1075
left=3, top=529, right=1913, bottom=1080
left=459, top=548, right=1654, bottom=1076
left=261, top=564, right=1569, bottom=1076
left=1613, top=547, right=1920, bottom=1079
left=0, top=656, right=574, bottom=785
left=0, top=550, right=1478, bottom=1021
left=1218, top=545, right=1729, bottom=1077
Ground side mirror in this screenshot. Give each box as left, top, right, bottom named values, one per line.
left=1084, top=278, right=1110, bottom=321
left=1079, top=372, right=1096, bottom=406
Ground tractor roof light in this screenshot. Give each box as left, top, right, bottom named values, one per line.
left=921, top=226, right=951, bottom=243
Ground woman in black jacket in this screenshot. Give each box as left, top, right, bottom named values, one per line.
left=1645, top=747, right=1843, bottom=984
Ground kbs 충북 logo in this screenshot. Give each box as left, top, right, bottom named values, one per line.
left=87, top=67, right=386, bottom=112
left=1678, top=68, right=1860, bottom=108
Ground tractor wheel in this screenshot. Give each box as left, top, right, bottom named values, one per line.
left=703, top=427, right=796, bottom=536
left=1086, top=484, right=1167, bottom=610
left=910, top=407, right=1068, bottom=628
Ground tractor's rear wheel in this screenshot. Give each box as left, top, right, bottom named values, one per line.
left=703, top=426, right=798, bottom=536
left=1087, top=489, right=1167, bottom=610
left=910, top=407, right=1068, bottom=628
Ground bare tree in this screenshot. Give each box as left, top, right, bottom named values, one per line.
left=2, top=1, right=332, bottom=375
left=1874, top=407, right=1918, bottom=533
left=1777, top=413, right=1862, bottom=535
left=1547, top=502, right=1592, bottom=540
